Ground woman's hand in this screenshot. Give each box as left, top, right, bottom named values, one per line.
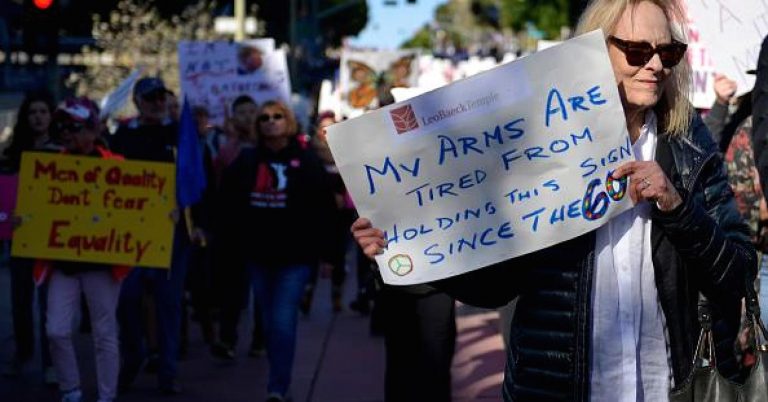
left=191, top=227, right=207, bottom=246
left=713, top=73, right=737, bottom=106
left=351, top=217, right=387, bottom=260
left=612, top=161, right=682, bottom=211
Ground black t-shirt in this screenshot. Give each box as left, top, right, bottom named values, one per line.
left=110, top=121, right=177, bottom=163
left=219, top=141, right=337, bottom=266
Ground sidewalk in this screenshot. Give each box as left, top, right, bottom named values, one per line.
left=0, top=258, right=505, bottom=402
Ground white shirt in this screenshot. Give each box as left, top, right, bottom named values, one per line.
left=590, top=111, right=672, bottom=402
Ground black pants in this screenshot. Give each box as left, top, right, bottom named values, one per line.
left=187, top=243, right=214, bottom=343
left=306, top=209, right=355, bottom=291
left=214, top=244, right=263, bottom=348
left=9, top=256, right=52, bottom=367
left=382, top=287, right=456, bottom=402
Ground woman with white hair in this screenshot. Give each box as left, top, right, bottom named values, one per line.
left=352, top=1, right=757, bottom=400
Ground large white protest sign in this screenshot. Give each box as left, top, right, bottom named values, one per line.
left=685, top=0, right=766, bottom=96
left=178, top=39, right=290, bottom=125
left=339, top=49, right=420, bottom=118
left=326, top=30, right=634, bottom=285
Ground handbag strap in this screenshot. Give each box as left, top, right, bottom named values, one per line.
left=693, top=293, right=716, bottom=367
left=745, top=283, right=768, bottom=351
left=694, top=272, right=768, bottom=365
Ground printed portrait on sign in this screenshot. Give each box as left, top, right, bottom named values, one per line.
left=237, top=44, right=264, bottom=75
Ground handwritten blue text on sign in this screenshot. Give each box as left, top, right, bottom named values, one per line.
left=327, top=30, right=633, bottom=285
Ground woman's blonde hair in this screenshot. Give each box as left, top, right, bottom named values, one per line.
left=254, top=100, right=299, bottom=139
left=576, top=0, right=692, bottom=137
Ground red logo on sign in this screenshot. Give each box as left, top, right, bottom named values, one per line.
left=390, top=104, right=419, bottom=134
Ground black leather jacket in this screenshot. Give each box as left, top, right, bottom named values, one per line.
left=436, top=115, right=756, bottom=401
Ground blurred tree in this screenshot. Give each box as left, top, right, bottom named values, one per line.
left=428, top=1, right=484, bottom=53
left=37, top=0, right=202, bottom=37
left=500, top=0, right=570, bottom=39
left=404, top=0, right=579, bottom=50
left=65, top=0, right=231, bottom=115
left=401, top=24, right=433, bottom=50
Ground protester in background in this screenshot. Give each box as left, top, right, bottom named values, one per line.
left=166, top=90, right=181, bottom=124
left=210, top=94, right=266, bottom=361
left=37, top=97, right=126, bottom=402
left=354, top=90, right=457, bottom=401
left=193, top=105, right=226, bottom=160
left=1, top=90, right=57, bottom=385
left=301, top=111, right=353, bottom=314
left=3, top=90, right=59, bottom=170
left=353, top=1, right=756, bottom=400
left=111, top=77, right=193, bottom=395
left=185, top=104, right=217, bottom=347
left=219, top=100, right=336, bottom=402
left=750, top=34, right=768, bottom=328
left=703, top=74, right=736, bottom=141
left=230, top=95, right=259, bottom=143
left=722, top=109, right=768, bottom=374
left=703, top=73, right=752, bottom=152
left=215, top=95, right=258, bottom=177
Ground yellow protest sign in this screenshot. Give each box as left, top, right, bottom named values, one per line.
left=11, top=152, right=176, bottom=268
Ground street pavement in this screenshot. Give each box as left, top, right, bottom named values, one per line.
left=0, top=247, right=504, bottom=402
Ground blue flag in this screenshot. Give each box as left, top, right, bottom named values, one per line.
left=176, top=97, right=206, bottom=208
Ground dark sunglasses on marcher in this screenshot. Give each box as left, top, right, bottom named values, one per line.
left=607, top=36, right=687, bottom=68
left=57, top=121, right=85, bottom=133
left=258, top=113, right=284, bottom=122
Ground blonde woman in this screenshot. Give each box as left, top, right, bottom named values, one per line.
left=351, top=0, right=756, bottom=401
left=219, top=100, right=336, bottom=402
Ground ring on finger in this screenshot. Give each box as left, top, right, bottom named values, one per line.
left=641, top=177, right=652, bottom=190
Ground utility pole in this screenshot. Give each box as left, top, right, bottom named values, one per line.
left=289, top=0, right=298, bottom=88
left=234, top=0, right=246, bottom=41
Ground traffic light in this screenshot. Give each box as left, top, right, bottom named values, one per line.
left=23, top=0, right=60, bottom=56
left=33, top=0, right=54, bottom=10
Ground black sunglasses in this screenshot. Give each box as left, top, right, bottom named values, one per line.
left=258, top=113, right=284, bottom=122
left=57, top=121, right=86, bottom=133
left=608, top=36, right=687, bottom=68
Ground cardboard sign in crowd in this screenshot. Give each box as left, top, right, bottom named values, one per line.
left=326, top=30, right=634, bottom=285
left=178, top=38, right=292, bottom=126
left=339, top=49, right=420, bottom=118
left=686, top=0, right=766, bottom=98
left=11, top=153, right=176, bottom=268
